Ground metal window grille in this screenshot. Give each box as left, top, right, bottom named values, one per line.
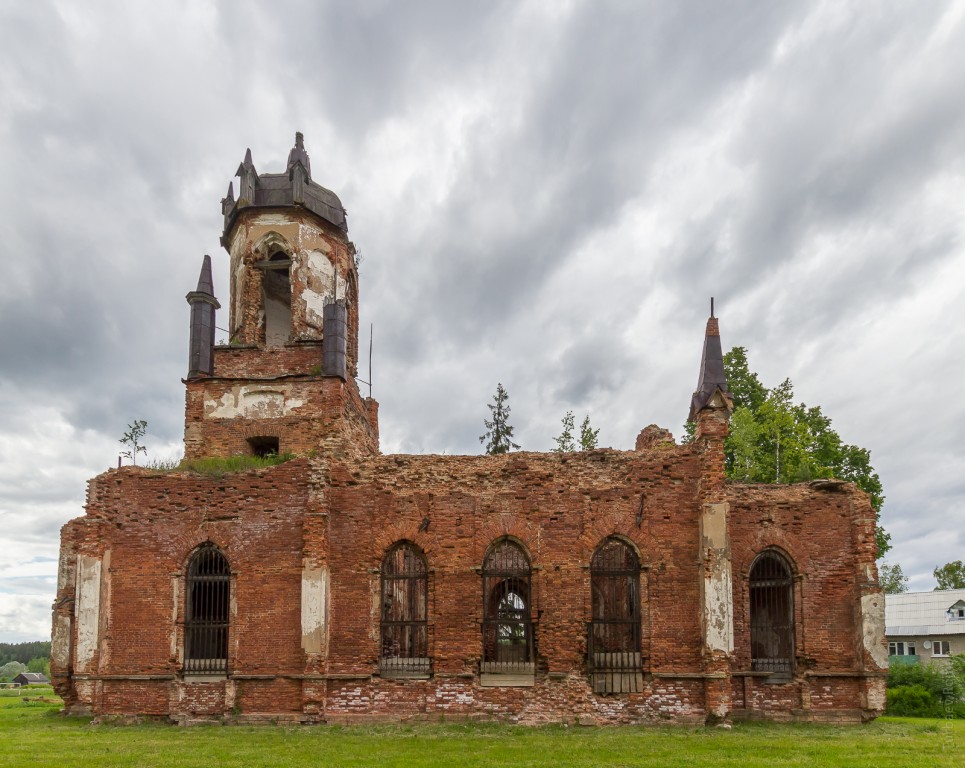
left=749, top=551, right=794, bottom=677
left=588, top=538, right=642, bottom=693
left=380, top=542, right=430, bottom=677
left=184, top=545, right=230, bottom=674
left=481, top=540, right=534, bottom=674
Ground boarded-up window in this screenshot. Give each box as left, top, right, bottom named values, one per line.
left=749, top=550, right=794, bottom=678
left=380, top=542, right=429, bottom=677
left=185, top=544, right=230, bottom=674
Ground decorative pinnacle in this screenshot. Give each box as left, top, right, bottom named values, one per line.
left=195, top=254, right=215, bottom=296
left=287, top=131, right=312, bottom=178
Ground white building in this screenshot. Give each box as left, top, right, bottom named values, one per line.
left=885, top=589, right=965, bottom=662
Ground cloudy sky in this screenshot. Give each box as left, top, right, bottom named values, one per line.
left=1, top=0, right=964, bottom=642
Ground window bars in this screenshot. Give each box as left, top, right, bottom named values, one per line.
left=380, top=542, right=430, bottom=677
left=588, top=538, right=643, bottom=693
left=184, top=544, right=230, bottom=674
left=481, top=539, right=534, bottom=675
left=749, top=550, right=794, bottom=677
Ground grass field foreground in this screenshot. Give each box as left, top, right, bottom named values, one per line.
left=0, top=688, right=960, bottom=767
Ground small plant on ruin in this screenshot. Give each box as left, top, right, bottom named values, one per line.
left=178, top=453, right=295, bottom=477
left=480, top=383, right=520, bottom=455
left=579, top=415, right=600, bottom=451
left=553, top=411, right=576, bottom=452
left=555, top=412, right=599, bottom=452
left=119, top=419, right=148, bottom=466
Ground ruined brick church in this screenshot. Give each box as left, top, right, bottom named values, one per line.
left=52, top=135, right=887, bottom=724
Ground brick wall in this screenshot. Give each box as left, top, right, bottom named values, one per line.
left=53, top=442, right=884, bottom=724
left=183, top=374, right=378, bottom=460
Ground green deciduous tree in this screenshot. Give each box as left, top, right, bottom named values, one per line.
left=579, top=415, right=600, bottom=451
left=554, top=411, right=600, bottom=452
left=879, top=562, right=909, bottom=594
left=722, top=347, right=890, bottom=558
left=0, top=661, right=26, bottom=681
left=120, top=419, right=148, bottom=465
left=934, top=560, right=965, bottom=590
left=27, top=656, right=50, bottom=676
left=480, top=383, right=520, bottom=455
left=553, top=411, right=576, bottom=452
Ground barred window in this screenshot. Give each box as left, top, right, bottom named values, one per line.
left=588, top=537, right=642, bottom=693
left=185, top=544, right=230, bottom=674
left=481, top=539, right=534, bottom=678
left=380, top=542, right=429, bottom=677
left=749, top=550, right=794, bottom=678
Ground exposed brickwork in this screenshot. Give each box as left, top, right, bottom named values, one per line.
left=52, top=137, right=885, bottom=725
left=183, top=373, right=378, bottom=460
left=53, top=444, right=885, bottom=724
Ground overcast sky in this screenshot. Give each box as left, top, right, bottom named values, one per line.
left=1, top=0, right=964, bottom=642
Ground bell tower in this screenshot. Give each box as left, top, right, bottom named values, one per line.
left=182, top=133, right=378, bottom=460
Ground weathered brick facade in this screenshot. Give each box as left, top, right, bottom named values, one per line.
left=52, top=136, right=887, bottom=725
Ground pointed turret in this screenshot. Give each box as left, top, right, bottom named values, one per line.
left=286, top=131, right=312, bottom=179
left=688, top=299, right=733, bottom=422
left=186, top=255, right=221, bottom=379
left=221, top=181, right=235, bottom=227
left=221, top=180, right=234, bottom=210
left=236, top=148, right=257, bottom=205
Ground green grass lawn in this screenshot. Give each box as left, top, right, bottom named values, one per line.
left=0, top=689, right=960, bottom=767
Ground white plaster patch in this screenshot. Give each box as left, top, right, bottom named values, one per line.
left=204, top=386, right=306, bottom=419
left=705, top=565, right=734, bottom=652
left=861, top=593, right=888, bottom=669
left=301, top=567, right=329, bottom=655
left=74, top=555, right=101, bottom=672
left=57, top=548, right=74, bottom=592
left=299, top=223, right=332, bottom=251
left=251, top=212, right=298, bottom=226
left=51, top=614, right=71, bottom=668
left=866, top=678, right=887, bottom=711
left=301, top=250, right=347, bottom=329
left=303, top=287, right=329, bottom=330
left=700, top=503, right=734, bottom=653
left=171, top=576, right=181, bottom=661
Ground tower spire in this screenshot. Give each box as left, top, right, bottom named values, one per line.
left=688, top=299, right=732, bottom=422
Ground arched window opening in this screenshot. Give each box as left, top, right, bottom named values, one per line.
left=481, top=539, right=534, bottom=682
left=749, top=550, right=795, bottom=679
left=185, top=544, right=230, bottom=674
left=589, top=538, right=643, bottom=693
left=380, top=542, right=429, bottom=678
left=262, top=251, right=292, bottom=346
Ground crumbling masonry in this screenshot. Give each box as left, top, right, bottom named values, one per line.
left=52, top=134, right=887, bottom=724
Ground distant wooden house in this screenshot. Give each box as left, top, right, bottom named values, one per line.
left=13, top=672, right=49, bottom=685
